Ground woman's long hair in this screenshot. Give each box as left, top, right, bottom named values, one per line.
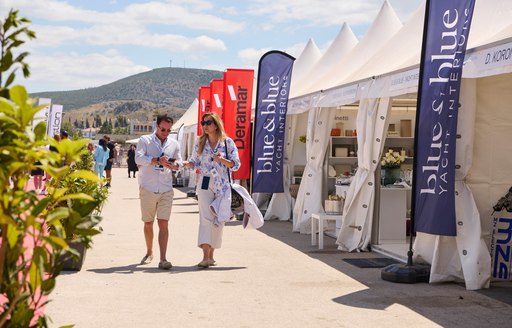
left=99, top=138, right=108, bottom=151
left=198, top=112, right=227, bottom=155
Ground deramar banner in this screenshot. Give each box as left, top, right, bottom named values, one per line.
left=252, top=51, right=295, bottom=193
left=223, top=69, right=254, bottom=180
left=197, top=86, right=211, bottom=136
left=413, top=0, right=475, bottom=236
left=210, top=79, right=224, bottom=119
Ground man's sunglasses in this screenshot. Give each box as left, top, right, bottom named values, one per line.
left=159, top=127, right=171, bottom=133
left=201, top=120, right=214, bottom=126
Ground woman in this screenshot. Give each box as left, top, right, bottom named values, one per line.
left=185, top=112, right=240, bottom=268
left=127, top=144, right=138, bottom=178
left=87, top=142, right=95, bottom=153
left=94, top=138, right=110, bottom=178
left=30, top=162, right=44, bottom=194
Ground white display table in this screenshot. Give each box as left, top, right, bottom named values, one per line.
left=311, top=213, right=343, bottom=249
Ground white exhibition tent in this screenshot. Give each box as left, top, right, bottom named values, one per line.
left=292, top=0, right=405, bottom=234
left=282, top=0, right=512, bottom=290
left=289, top=23, right=359, bottom=233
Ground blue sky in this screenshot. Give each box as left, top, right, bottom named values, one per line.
left=1, top=0, right=421, bottom=93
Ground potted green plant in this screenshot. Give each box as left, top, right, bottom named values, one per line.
left=47, top=148, right=109, bottom=270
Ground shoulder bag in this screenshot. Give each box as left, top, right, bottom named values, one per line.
left=225, top=140, right=244, bottom=212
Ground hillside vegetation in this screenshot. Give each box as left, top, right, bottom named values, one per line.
left=30, top=67, right=223, bottom=124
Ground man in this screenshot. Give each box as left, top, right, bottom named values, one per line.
left=103, top=135, right=117, bottom=188
left=135, top=114, right=181, bottom=270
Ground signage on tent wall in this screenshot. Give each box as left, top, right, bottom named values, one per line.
left=33, top=98, right=51, bottom=132
left=390, top=68, right=420, bottom=93
left=197, top=86, right=211, bottom=136
left=48, top=104, right=63, bottom=138
left=464, top=40, right=512, bottom=78
left=252, top=51, right=295, bottom=193
left=223, top=69, right=254, bottom=180
left=490, top=213, right=512, bottom=281
left=210, top=79, right=224, bottom=119
left=412, top=0, right=476, bottom=236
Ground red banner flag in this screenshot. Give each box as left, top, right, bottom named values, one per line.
left=223, top=69, right=254, bottom=180
left=210, top=79, right=224, bottom=119
left=197, top=86, right=211, bottom=136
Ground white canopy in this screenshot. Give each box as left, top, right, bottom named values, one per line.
left=289, top=38, right=322, bottom=99
left=306, top=0, right=403, bottom=95
left=172, top=98, right=198, bottom=133
left=284, top=0, right=512, bottom=290
left=292, top=23, right=358, bottom=97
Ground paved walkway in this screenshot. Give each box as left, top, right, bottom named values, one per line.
left=45, top=168, right=512, bottom=327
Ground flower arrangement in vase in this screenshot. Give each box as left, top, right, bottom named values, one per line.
left=381, top=149, right=405, bottom=168
left=381, top=149, right=405, bottom=185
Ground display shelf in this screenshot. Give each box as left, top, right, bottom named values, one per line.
left=383, top=137, right=414, bottom=160
left=326, top=137, right=358, bottom=196
left=329, top=136, right=357, bottom=158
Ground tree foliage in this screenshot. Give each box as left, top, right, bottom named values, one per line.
left=0, top=9, right=35, bottom=97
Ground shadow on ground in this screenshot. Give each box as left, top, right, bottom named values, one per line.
left=88, top=263, right=247, bottom=275
left=257, top=219, right=512, bottom=326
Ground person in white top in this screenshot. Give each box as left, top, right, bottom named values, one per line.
left=135, top=114, right=182, bottom=270
left=184, top=112, right=240, bottom=268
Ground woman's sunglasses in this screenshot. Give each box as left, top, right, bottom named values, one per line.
left=201, top=120, right=214, bottom=126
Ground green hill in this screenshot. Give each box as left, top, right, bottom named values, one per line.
left=30, top=67, right=223, bottom=111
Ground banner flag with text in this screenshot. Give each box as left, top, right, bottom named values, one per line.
left=33, top=98, right=51, bottom=132
left=223, top=69, right=254, bottom=180
left=252, top=51, right=295, bottom=193
left=48, top=104, right=63, bottom=138
left=210, top=79, right=224, bottom=120
left=197, top=86, right=211, bottom=136
left=413, top=0, right=475, bottom=236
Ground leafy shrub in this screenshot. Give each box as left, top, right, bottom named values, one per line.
left=0, top=10, right=107, bottom=327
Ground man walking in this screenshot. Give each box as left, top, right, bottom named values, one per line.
left=135, top=114, right=181, bottom=270
left=103, top=135, right=117, bottom=188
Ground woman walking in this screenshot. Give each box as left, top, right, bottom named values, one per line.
left=127, top=144, right=138, bottom=178
left=94, top=139, right=110, bottom=178
left=184, top=112, right=240, bottom=268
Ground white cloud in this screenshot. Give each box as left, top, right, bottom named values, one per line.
left=125, top=2, right=244, bottom=33
left=18, top=50, right=150, bottom=92
left=246, top=0, right=378, bottom=27
left=238, top=47, right=271, bottom=68
left=29, top=19, right=227, bottom=54
left=2, top=0, right=232, bottom=55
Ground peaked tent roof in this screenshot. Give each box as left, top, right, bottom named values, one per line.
left=341, top=2, right=425, bottom=86
left=293, top=22, right=358, bottom=97
left=465, top=0, right=512, bottom=49
left=173, top=98, right=198, bottom=130
left=289, top=38, right=322, bottom=98
left=307, top=0, right=403, bottom=94
left=335, top=0, right=512, bottom=91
